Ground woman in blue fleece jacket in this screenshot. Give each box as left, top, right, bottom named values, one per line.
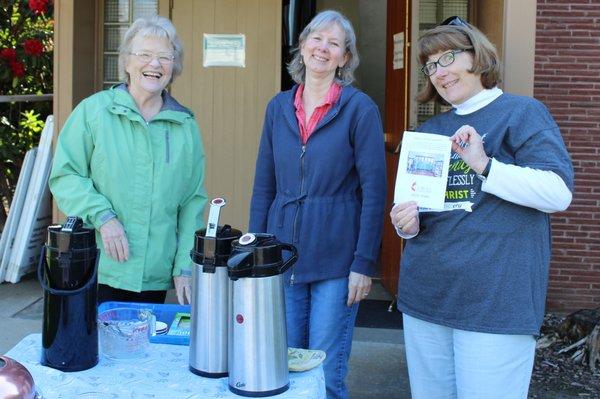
left=249, top=10, right=386, bottom=399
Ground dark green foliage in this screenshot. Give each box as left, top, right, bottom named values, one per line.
left=0, top=0, right=53, bottom=226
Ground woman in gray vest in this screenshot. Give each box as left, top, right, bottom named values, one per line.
left=390, top=16, right=574, bottom=398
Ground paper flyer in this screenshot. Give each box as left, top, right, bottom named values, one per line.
left=203, top=34, right=246, bottom=68
left=393, top=131, right=452, bottom=210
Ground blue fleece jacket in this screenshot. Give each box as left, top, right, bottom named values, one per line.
left=249, top=85, right=387, bottom=284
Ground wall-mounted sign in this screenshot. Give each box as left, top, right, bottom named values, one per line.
left=203, top=34, right=246, bottom=68
left=393, top=32, right=404, bottom=70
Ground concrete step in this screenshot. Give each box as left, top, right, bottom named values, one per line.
left=349, top=339, right=410, bottom=399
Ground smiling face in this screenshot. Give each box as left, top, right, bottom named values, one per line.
left=427, top=49, right=484, bottom=105
left=125, top=35, right=174, bottom=98
left=300, top=23, right=349, bottom=81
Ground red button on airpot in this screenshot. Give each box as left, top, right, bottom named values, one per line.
left=236, top=314, right=244, bottom=324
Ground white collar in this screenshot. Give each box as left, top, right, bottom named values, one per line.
left=452, top=87, right=503, bottom=115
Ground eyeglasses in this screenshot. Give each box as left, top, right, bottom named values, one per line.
left=130, top=52, right=175, bottom=65
left=420, top=49, right=465, bottom=76
left=440, top=15, right=470, bottom=28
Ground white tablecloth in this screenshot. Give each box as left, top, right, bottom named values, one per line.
left=6, top=334, right=326, bottom=399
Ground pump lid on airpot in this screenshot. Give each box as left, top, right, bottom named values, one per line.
left=47, top=216, right=96, bottom=253
left=191, top=197, right=242, bottom=266
left=190, top=225, right=243, bottom=266
left=227, top=233, right=289, bottom=278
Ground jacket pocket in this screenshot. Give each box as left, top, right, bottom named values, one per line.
left=164, top=130, right=170, bottom=164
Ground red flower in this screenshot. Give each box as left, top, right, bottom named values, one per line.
left=23, top=39, right=44, bottom=56
left=0, top=48, right=17, bottom=61
left=28, top=0, right=48, bottom=15
left=10, top=61, right=26, bottom=78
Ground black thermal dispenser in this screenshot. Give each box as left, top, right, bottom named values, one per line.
left=38, top=216, right=99, bottom=371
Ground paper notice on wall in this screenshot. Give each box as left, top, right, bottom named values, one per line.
left=393, top=32, right=404, bottom=70
left=203, top=34, right=246, bottom=67
left=394, top=131, right=452, bottom=211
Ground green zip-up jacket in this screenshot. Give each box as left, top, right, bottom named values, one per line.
left=49, top=85, right=207, bottom=292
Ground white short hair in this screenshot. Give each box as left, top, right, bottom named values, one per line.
left=118, top=16, right=183, bottom=84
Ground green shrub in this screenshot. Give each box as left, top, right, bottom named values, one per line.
left=0, top=0, right=53, bottom=226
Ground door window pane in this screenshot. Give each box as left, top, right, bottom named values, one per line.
left=133, top=0, right=158, bottom=19
left=105, top=0, right=129, bottom=22
left=102, top=0, right=158, bottom=87
left=417, top=0, right=470, bottom=124
left=104, top=25, right=128, bottom=52
left=104, top=55, right=120, bottom=83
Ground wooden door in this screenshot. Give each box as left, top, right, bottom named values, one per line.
left=380, top=0, right=411, bottom=297
left=169, top=0, right=281, bottom=230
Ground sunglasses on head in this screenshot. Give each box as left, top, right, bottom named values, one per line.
left=440, top=16, right=470, bottom=28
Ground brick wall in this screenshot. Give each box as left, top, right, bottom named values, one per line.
left=534, top=0, right=600, bottom=312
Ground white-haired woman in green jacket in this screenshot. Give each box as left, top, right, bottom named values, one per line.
left=49, top=16, right=206, bottom=305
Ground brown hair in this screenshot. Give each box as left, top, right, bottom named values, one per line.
left=416, top=23, right=501, bottom=105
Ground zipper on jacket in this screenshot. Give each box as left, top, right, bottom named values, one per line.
left=165, top=130, right=170, bottom=163
left=290, top=144, right=307, bottom=285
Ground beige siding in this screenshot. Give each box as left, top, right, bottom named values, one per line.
left=473, top=0, right=536, bottom=96
left=53, top=0, right=98, bottom=223
left=473, top=0, right=505, bottom=61
left=502, top=0, right=536, bottom=97
left=171, top=0, right=281, bottom=231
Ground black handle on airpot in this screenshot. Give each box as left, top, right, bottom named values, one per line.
left=227, top=233, right=298, bottom=280
left=276, top=243, right=297, bottom=274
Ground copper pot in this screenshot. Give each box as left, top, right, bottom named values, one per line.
left=0, top=355, right=38, bottom=399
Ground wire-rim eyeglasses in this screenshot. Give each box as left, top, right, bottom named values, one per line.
left=130, top=52, right=175, bottom=65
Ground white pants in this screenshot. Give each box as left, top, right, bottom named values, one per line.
left=403, top=313, right=536, bottom=399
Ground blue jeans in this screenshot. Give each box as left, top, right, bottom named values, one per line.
left=403, top=313, right=536, bottom=399
left=284, top=277, right=359, bottom=399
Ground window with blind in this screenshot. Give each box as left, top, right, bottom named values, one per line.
left=417, top=0, right=471, bottom=125
left=102, top=0, right=159, bottom=89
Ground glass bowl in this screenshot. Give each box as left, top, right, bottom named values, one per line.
left=98, top=307, right=151, bottom=359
